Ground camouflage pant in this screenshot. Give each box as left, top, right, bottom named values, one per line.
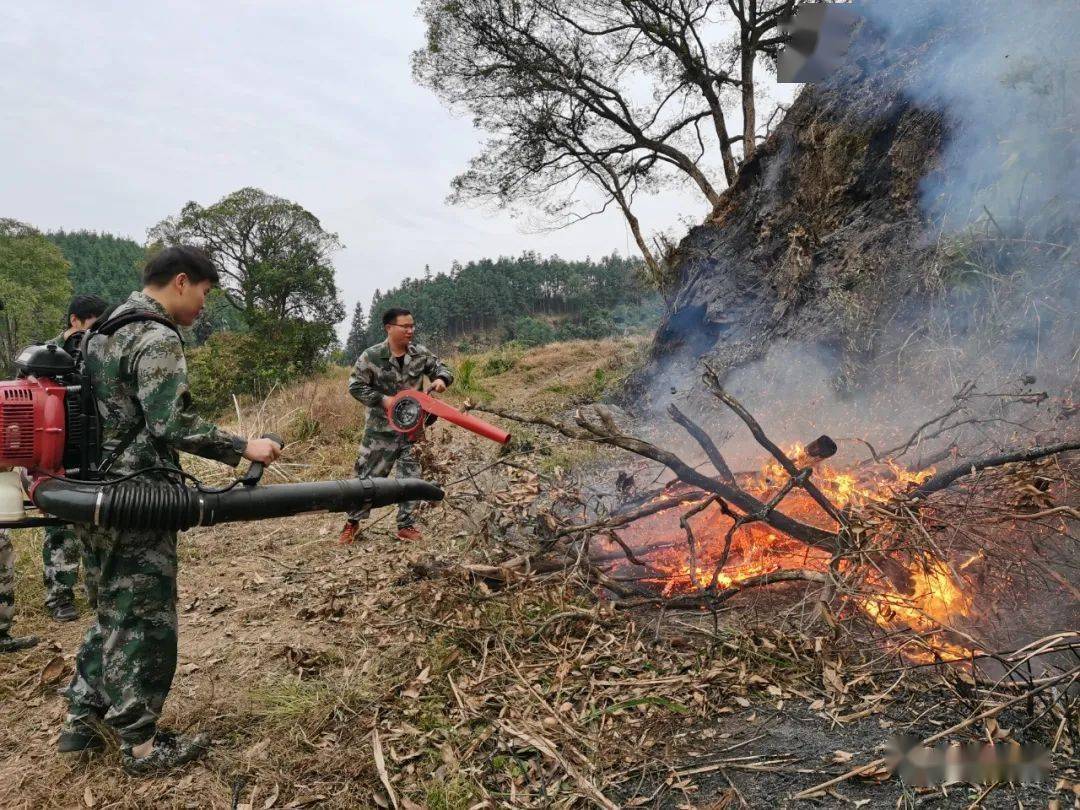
left=0, top=530, right=14, bottom=636
left=64, top=525, right=178, bottom=746
left=42, top=524, right=80, bottom=608
left=348, top=429, right=421, bottom=527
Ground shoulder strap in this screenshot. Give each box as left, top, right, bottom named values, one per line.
left=93, top=308, right=180, bottom=338
left=74, top=305, right=181, bottom=365
left=77, top=305, right=181, bottom=475
left=98, top=420, right=145, bottom=474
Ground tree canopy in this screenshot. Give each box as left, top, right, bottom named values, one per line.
left=46, top=229, right=143, bottom=305
left=150, top=188, right=346, bottom=412
left=357, top=252, right=655, bottom=351
left=0, top=219, right=72, bottom=373
left=148, top=187, right=345, bottom=328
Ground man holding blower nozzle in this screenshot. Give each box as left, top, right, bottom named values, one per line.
left=340, top=307, right=453, bottom=545
left=59, top=246, right=281, bottom=774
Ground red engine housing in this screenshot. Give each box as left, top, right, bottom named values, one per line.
left=0, top=377, right=67, bottom=474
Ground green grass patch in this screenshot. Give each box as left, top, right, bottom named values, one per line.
left=480, top=344, right=524, bottom=376
left=247, top=674, right=374, bottom=730
left=448, top=356, right=493, bottom=401
left=422, top=777, right=480, bottom=810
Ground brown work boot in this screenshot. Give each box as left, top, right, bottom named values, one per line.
left=396, top=526, right=422, bottom=541
left=337, top=520, right=360, bottom=545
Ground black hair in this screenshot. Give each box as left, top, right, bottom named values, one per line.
left=67, top=293, right=107, bottom=323
left=142, top=245, right=220, bottom=288
left=382, top=307, right=413, bottom=327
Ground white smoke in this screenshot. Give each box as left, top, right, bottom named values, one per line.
left=860, top=0, right=1079, bottom=235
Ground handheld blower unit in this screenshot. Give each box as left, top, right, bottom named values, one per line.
left=386, top=389, right=510, bottom=444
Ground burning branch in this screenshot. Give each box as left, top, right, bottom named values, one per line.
left=702, top=363, right=847, bottom=528
left=679, top=495, right=719, bottom=589
left=708, top=466, right=813, bottom=591
left=472, top=403, right=840, bottom=551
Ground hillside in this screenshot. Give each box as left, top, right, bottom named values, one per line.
left=353, top=253, right=660, bottom=358
left=46, top=230, right=143, bottom=305
left=643, top=2, right=1077, bottom=418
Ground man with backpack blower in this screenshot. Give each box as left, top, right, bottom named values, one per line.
left=58, top=246, right=282, bottom=774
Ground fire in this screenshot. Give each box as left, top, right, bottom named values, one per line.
left=860, top=560, right=976, bottom=662
left=606, top=444, right=980, bottom=662
left=749, top=443, right=935, bottom=510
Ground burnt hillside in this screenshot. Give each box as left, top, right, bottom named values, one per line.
left=642, top=1, right=1077, bottom=409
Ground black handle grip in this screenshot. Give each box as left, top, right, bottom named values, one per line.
left=240, top=432, right=285, bottom=488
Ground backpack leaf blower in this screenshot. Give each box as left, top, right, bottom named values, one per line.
left=0, top=339, right=443, bottom=531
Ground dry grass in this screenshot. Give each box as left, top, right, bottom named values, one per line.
left=0, top=336, right=660, bottom=808
left=5, top=334, right=1072, bottom=807
left=447, top=336, right=648, bottom=416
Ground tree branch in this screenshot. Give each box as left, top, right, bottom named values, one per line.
left=910, top=441, right=1080, bottom=499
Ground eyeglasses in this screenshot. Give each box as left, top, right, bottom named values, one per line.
left=389, top=322, right=416, bottom=330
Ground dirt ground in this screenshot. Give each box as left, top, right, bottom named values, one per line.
left=1, top=338, right=1076, bottom=808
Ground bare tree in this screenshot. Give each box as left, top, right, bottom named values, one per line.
left=414, top=0, right=796, bottom=288
left=726, top=0, right=797, bottom=160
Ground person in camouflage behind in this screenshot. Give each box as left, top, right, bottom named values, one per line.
left=338, top=308, right=453, bottom=545
left=42, top=293, right=107, bottom=622
left=59, top=246, right=281, bottom=774
left=0, top=529, right=39, bottom=653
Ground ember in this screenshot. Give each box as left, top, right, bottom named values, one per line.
left=605, top=444, right=977, bottom=661
left=473, top=373, right=1077, bottom=666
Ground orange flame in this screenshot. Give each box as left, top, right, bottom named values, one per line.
left=610, top=444, right=978, bottom=662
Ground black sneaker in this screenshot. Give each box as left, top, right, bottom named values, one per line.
left=51, top=600, right=79, bottom=623
left=0, top=632, right=39, bottom=653
left=122, top=731, right=210, bottom=775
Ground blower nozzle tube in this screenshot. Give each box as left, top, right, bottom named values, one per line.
left=31, top=476, right=444, bottom=532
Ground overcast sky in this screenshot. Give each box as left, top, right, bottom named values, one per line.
left=1, top=1, right=791, bottom=338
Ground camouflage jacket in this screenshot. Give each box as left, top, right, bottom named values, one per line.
left=348, top=340, right=454, bottom=432
left=84, top=290, right=247, bottom=477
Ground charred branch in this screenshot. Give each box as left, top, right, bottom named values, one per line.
left=911, top=441, right=1080, bottom=499
left=702, top=363, right=848, bottom=528
left=553, top=490, right=711, bottom=539
left=666, top=403, right=736, bottom=483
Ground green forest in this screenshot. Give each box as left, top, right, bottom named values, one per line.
left=46, top=230, right=143, bottom=304
left=3, top=209, right=658, bottom=413
left=346, top=252, right=660, bottom=360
